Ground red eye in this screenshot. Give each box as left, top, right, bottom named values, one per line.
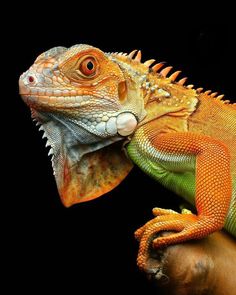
left=80, top=57, right=97, bottom=76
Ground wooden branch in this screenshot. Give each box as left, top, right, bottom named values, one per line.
left=142, top=231, right=236, bottom=295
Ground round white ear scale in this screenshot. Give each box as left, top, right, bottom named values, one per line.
left=116, top=112, right=137, bottom=136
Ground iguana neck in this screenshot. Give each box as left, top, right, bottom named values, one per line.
left=110, top=52, right=199, bottom=133
left=139, top=70, right=198, bottom=130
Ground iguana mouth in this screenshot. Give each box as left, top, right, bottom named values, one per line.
left=20, top=93, right=93, bottom=108
left=19, top=88, right=82, bottom=98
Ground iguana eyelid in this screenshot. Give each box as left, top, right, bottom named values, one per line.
left=61, top=53, right=100, bottom=81
left=75, top=55, right=99, bottom=79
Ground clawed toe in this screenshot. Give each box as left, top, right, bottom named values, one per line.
left=152, top=207, right=178, bottom=216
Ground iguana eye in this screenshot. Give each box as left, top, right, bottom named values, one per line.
left=79, top=57, right=97, bottom=76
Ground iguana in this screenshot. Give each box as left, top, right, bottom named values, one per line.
left=19, top=44, right=236, bottom=270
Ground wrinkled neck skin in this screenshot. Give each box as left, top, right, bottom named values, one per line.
left=33, top=109, right=122, bottom=176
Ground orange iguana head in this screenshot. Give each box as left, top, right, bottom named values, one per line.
left=19, top=44, right=147, bottom=206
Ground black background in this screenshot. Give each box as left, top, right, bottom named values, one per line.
left=6, top=3, right=235, bottom=294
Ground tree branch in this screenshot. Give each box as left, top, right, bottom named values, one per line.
left=142, top=231, right=236, bottom=295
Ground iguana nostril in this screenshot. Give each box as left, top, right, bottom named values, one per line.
left=28, top=75, right=35, bottom=83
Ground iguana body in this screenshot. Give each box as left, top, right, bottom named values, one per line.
left=19, top=45, right=236, bottom=270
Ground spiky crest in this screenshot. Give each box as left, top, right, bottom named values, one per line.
left=111, top=49, right=235, bottom=107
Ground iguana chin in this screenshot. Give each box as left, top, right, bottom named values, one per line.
left=19, top=44, right=236, bottom=270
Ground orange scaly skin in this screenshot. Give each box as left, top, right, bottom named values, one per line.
left=132, top=132, right=232, bottom=269
left=19, top=45, right=236, bottom=272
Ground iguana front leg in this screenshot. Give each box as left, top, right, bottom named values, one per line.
left=134, top=132, right=232, bottom=270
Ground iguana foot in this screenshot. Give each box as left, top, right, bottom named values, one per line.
left=135, top=207, right=217, bottom=270
left=135, top=208, right=179, bottom=241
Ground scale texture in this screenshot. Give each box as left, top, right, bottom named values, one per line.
left=19, top=45, right=236, bottom=270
